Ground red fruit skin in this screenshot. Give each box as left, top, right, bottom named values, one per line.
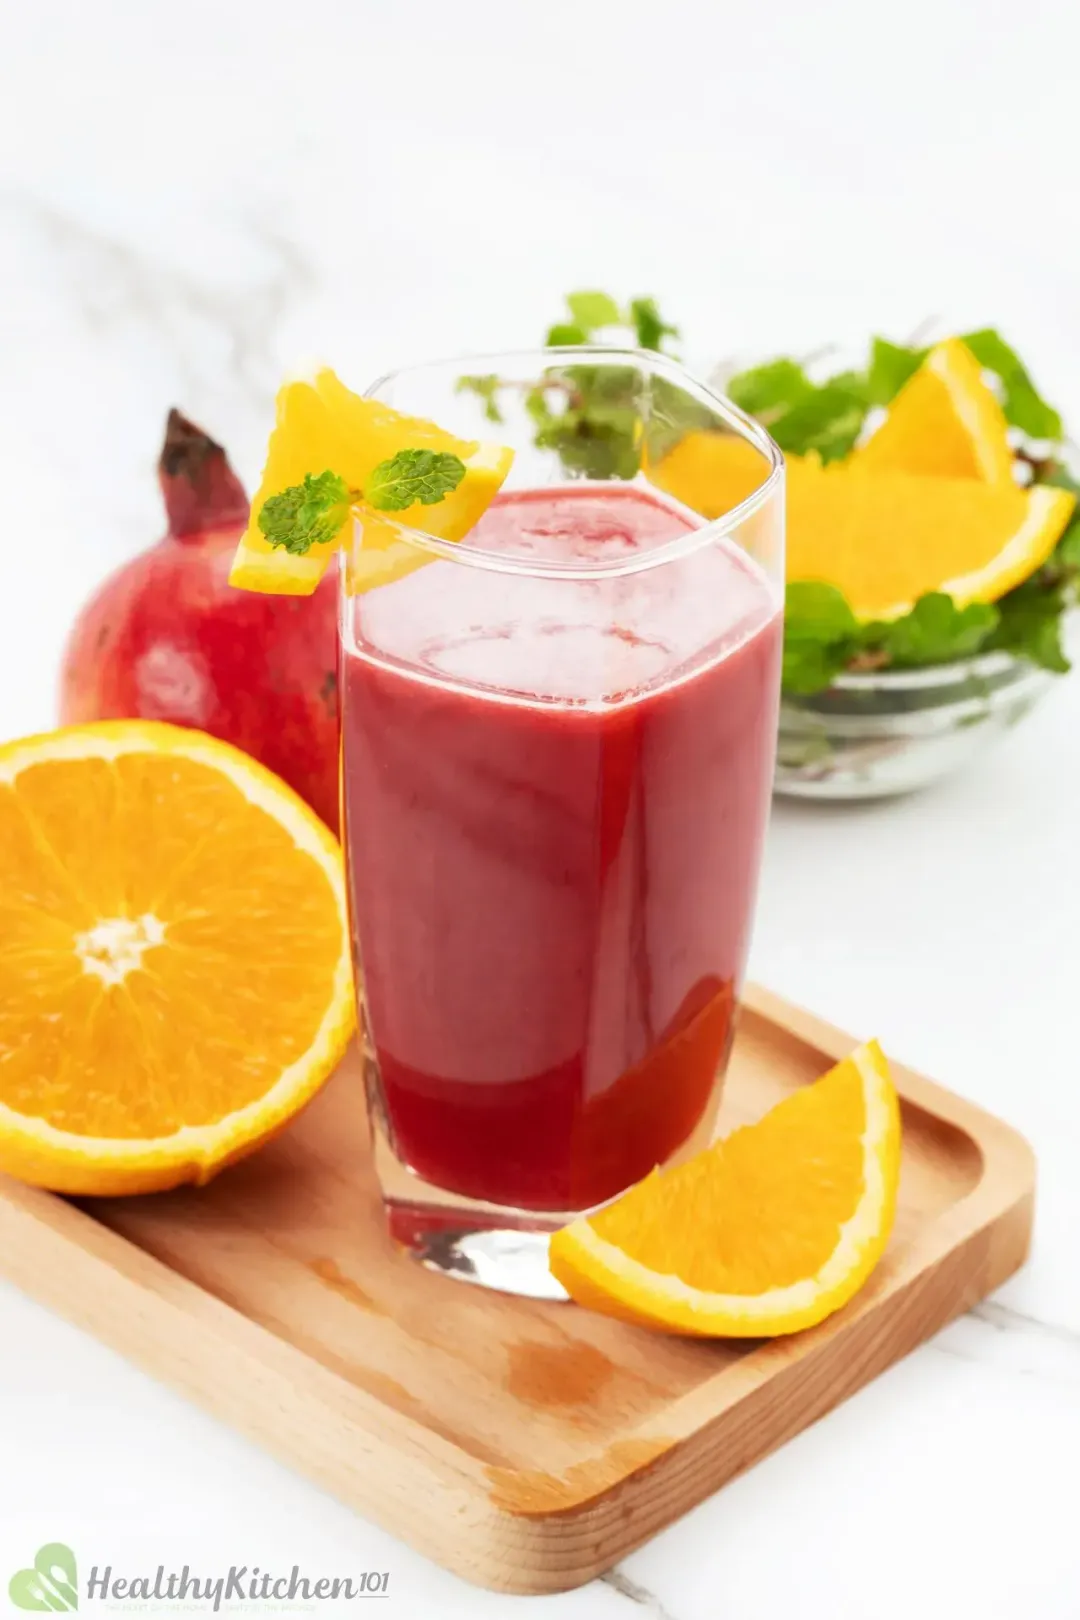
left=59, top=412, right=341, bottom=831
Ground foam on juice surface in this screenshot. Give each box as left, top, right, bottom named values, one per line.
left=351, top=486, right=777, bottom=706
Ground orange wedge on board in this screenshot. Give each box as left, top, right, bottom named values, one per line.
left=651, top=434, right=1074, bottom=620
left=229, top=368, right=514, bottom=595
left=549, top=1041, right=901, bottom=1337
left=0, top=721, right=354, bottom=1196
left=854, top=338, right=1015, bottom=483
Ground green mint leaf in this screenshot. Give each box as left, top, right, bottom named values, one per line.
left=873, top=593, right=999, bottom=668
left=726, top=358, right=813, bottom=419
left=258, top=470, right=351, bottom=555
left=628, top=296, right=679, bottom=353
left=726, top=358, right=869, bottom=462
left=546, top=322, right=589, bottom=347
left=782, top=582, right=862, bottom=694
left=566, top=290, right=622, bottom=333
left=866, top=337, right=928, bottom=406
left=770, top=382, right=868, bottom=462
left=782, top=638, right=855, bottom=694
left=531, top=402, right=641, bottom=480
left=525, top=385, right=558, bottom=434
left=365, top=448, right=466, bottom=512
left=532, top=294, right=678, bottom=471
left=1055, top=517, right=1080, bottom=572
left=785, top=581, right=861, bottom=641
left=528, top=363, right=644, bottom=480
left=580, top=401, right=639, bottom=435
left=988, top=579, right=1071, bottom=672
left=960, top=329, right=1062, bottom=440
left=823, top=367, right=872, bottom=402
left=455, top=373, right=505, bottom=424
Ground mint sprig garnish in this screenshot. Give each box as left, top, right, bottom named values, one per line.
left=457, top=290, right=685, bottom=481
left=565, top=290, right=621, bottom=330
left=453, top=373, right=503, bottom=423
left=541, top=289, right=678, bottom=353
left=257, top=450, right=467, bottom=555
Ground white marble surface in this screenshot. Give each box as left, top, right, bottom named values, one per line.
left=2, top=1, right=1080, bottom=1615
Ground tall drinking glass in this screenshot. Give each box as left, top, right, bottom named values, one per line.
left=340, top=348, right=784, bottom=1296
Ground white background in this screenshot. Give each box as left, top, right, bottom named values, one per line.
left=1, top=2, right=1079, bottom=1616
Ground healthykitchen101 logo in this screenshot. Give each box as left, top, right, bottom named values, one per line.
left=8, top=1543, right=391, bottom=1612
left=9, top=1544, right=78, bottom=1611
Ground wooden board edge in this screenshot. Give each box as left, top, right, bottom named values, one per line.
left=454, top=1176, right=1035, bottom=1591
left=742, top=982, right=1038, bottom=1190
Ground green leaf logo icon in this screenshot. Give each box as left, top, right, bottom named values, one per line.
left=9, top=1543, right=78, bottom=1611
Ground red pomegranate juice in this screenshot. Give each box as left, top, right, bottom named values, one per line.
left=342, top=486, right=781, bottom=1212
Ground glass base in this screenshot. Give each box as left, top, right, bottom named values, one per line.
left=361, top=1015, right=731, bottom=1299
left=388, top=1210, right=568, bottom=1299
left=362, top=1035, right=582, bottom=1298
left=370, top=1115, right=572, bottom=1299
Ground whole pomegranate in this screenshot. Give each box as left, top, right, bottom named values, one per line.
left=60, top=410, right=341, bottom=829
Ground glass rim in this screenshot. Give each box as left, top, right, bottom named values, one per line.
left=359, top=345, right=784, bottom=581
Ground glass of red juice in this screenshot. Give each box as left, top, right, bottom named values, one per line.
left=341, top=348, right=784, bottom=1296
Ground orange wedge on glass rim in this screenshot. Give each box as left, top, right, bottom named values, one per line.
left=549, top=1041, right=901, bottom=1337
left=0, top=721, right=354, bottom=1196
left=228, top=367, right=514, bottom=595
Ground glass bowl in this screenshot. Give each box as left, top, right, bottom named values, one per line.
left=775, top=652, right=1053, bottom=800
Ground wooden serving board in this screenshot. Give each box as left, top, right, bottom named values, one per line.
left=0, top=987, right=1034, bottom=1594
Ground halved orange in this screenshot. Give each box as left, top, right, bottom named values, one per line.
left=0, top=721, right=354, bottom=1196
left=854, top=338, right=1015, bottom=483
left=229, top=368, right=513, bottom=595
left=549, top=1041, right=901, bottom=1337
left=651, top=433, right=1074, bottom=620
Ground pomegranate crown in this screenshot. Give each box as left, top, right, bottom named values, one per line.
left=159, top=409, right=249, bottom=539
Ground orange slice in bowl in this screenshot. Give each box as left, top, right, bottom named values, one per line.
left=652, top=436, right=1075, bottom=620
left=549, top=1041, right=901, bottom=1337
left=648, top=431, right=768, bottom=519
left=855, top=338, right=1015, bottom=483
left=783, top=461, right=1074, bottom=620
left=0, top=721, right=354, bottom=1196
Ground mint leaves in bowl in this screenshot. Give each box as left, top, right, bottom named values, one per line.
left=713, top=330, right=1078, bottom=797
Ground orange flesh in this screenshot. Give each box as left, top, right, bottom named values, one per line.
left=588, top=1058, right=866, bottom=1293
left=651, top=433, right=1074, bottom=619
left=0, top=752, right=343, bottom=1138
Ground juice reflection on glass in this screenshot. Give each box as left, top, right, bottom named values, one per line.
left=341, top=350, right=784, bottom=1296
